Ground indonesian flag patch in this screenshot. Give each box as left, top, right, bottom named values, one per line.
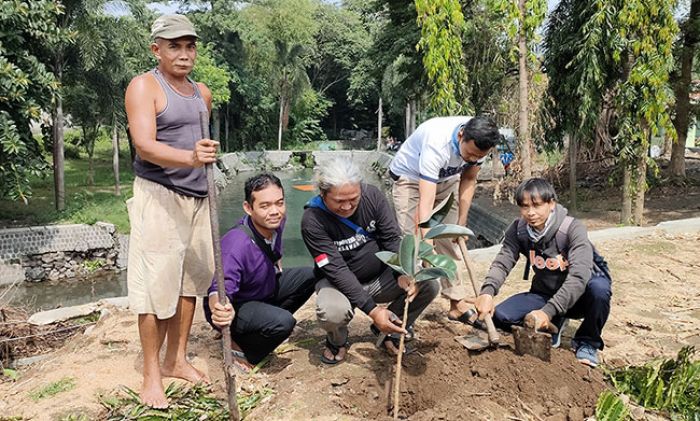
left=314, top=253, right=330, bottom=268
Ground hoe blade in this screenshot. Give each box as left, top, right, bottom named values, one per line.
left=512, top=313, right=556, bottom=362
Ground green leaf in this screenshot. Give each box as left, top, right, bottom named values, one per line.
left=415, top=267, right=452, bottom=282
left=424, top=224, right=474, bottom=240
left=399, top=235, right=416, bottom=276
left=418, top=193, right=455, bottom=228
left=375, top=251, right=406, bottom=275
left=595, top=390, right=630, bottom=421
left=422, top=253, right=457, bottom=275
left=418, top=241, right=434, bottom=258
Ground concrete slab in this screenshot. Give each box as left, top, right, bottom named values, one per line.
left=28, top=302, right=99, bottom=325
left=655, top=217, right=700, bottom=234
left=589, top=226, right=656, bottom=243
left=100, top=296, right=129, bottom=309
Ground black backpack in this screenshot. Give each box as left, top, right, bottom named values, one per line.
left=516, top=216, right=610, bottom=281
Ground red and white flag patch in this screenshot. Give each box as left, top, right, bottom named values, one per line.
left=314, top=253, right=329, bottom=268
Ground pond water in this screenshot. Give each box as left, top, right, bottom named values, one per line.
left=9, top=168, right=385, bottom=311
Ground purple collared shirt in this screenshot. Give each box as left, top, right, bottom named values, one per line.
left=207, top=216, right=284, bottom=302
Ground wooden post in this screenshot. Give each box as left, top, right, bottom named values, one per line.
left=200, top=112, right=240, bottom=421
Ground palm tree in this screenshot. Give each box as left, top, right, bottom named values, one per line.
left=273, top=40, right=309, bottom=150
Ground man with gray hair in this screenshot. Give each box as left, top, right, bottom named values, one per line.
left=301, top=158, right=439, bottom=364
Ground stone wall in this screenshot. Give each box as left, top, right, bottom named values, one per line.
left=0, top=222, right=125, bottom=285
left=466, top=204, right=510, bottom=248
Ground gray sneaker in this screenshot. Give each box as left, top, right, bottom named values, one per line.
left=575, top=342, right=599, bottom=367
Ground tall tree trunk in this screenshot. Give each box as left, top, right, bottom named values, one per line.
left=517, top=0, right=531, bottom=179
left=278, top=95, right=284, bottom=150
left=621, top=164, right=632, bottom=225
left=662, top=131, right=673, bottom=159
left=492, top=147, right=504, bottom=178
left=282, top=99, right=291, bottom=132
left=53, top=58, right=65, bottom=211
left=212, top=107, right=221, bottom=142
left=568, top=134, right=577, bottom=212
left=112, top=117, right=120, bottom=196
left=409, top=99, right=417, bottom=134
left=225, top=102, right=230, bottom=152
left=633, top=153, right=647, bottom=225
left=84, top=126, right=95, bottom=187
left=670, top=0, right=700, bottom=179
left=405, top=102, right=411, bottom=138
left=377, top=97, right=383, bottom=151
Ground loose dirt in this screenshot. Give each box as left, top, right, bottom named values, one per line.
left=1, top=232, right=698, bottom=420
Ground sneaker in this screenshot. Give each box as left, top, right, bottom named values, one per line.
left=551, top=318, right=569, bottom=348
left=575, top=343, right=599, bottom=368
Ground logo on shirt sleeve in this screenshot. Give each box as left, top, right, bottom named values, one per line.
left=314, top=253, right=329, bottom=268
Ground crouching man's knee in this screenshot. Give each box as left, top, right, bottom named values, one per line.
left=316, top=300, right=353, bottom=330
left=417, top=278, right=440, bottom=302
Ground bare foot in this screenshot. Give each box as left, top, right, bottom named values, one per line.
left=448, top=299, right=472, bottom=320
left=140, top=375, right=168, bottom=409
left=161, top=361, right=210, bottom=384
left=232, top=354, right=255, bottom=373
left=322, top=345, right=347, bottom=363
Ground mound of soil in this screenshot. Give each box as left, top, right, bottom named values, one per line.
left=319, top=319, right=605, bottom=421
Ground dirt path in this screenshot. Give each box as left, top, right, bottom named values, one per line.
left=1, top=233, right=698, bottom=420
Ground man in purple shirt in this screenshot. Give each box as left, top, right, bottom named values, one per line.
left=204, top=173, right=316, bottom=369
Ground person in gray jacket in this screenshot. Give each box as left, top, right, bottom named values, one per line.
left=474, top=178, right=611, bottom=367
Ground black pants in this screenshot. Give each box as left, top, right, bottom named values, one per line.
left=492, top=270, right=612, bottom=350
left=205, top=266, right=317, bottom=364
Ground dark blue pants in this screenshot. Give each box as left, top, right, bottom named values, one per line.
left=204, top=266, right=317, bottom=364
left=492, top=272, right=611, bottom=350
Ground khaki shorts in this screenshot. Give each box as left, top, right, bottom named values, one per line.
left=126, top=177, right=214, bottom=319
left=391, top=176, right=469, bottom=301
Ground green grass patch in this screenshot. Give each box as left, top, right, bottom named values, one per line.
left=601, top=346, right=700, bottom=420
left=2, top=368, right=19, bottom=381
left=0, top=140, right=134, bottom=232
left=29, top=377, right=76, bottom=401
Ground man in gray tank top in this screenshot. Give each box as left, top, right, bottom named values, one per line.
left=124, top=14, right=219, bottom=408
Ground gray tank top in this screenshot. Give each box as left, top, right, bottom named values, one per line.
left=132, top=68, right=209, bottom=198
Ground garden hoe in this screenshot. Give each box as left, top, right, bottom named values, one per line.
left=454, top=237, right=501, bottom=351
left=512, top=312, right=559, bottom=362
left=200, top=112, right=240, bottom=421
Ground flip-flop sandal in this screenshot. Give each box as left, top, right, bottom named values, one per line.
left=448, top=309, right=485, bottom=330
left=320, top=338, right=349, bottom=365
left=376, top=333, right=415, bottom=355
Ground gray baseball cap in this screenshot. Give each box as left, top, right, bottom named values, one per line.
left=150, top=14, right=199, bottom=40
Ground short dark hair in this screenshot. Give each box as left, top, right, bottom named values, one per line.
left=244, top=173, right=283, bottom=204
left=515, top=178, right=558, bottom=206
left=462, top=115, right=500, bottom=151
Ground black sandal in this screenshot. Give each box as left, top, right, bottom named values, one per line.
left=320, top=338, right=349, bottom=365
left=448, top=309, right=485, bottom=330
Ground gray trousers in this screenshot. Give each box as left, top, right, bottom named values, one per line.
left=316, top=267, right=440, bottom=347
